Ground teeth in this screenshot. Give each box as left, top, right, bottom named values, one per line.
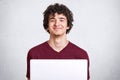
left=54, top=28, right=61, bottom=29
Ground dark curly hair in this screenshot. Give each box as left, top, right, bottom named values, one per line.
left=43, top=3, right=74, bottom=34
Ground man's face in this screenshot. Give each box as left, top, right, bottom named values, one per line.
left=48, top=13, right=69, bottom=36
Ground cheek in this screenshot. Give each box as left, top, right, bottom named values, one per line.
left=64, top=22, right=69, bottom=29
left=48, top=22, right=53, bottom=27
left=48, top=23, right=55, bottom=27
left=48, top=23, right=53, bottom=29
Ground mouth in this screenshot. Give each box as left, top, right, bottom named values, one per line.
left=53, top=27, right=62, bottom=30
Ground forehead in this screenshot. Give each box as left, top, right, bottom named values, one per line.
left=49, top=13, right=66, bottom=19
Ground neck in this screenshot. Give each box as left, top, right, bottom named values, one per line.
left=48, top=34, right=69, bottom=52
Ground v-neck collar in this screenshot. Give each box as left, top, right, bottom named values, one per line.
left=46, top=41, right=70, bottom=54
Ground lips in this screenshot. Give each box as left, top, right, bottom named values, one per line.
left=53, top=27, right=62, bottom=30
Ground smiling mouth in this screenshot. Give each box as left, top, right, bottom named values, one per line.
left=53, top=28, right=62, bottom=30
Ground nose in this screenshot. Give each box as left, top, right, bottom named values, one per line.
left=54, top=20, right=59, bottom=26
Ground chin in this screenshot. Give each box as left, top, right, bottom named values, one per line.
left=54, top=34, right=62, bottom=36
left=50, top=31, right=66, bottom=36
left=54, top=33, right=66, bottom=36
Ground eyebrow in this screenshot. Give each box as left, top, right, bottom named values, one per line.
left=49, top=17, right=55, bottom=20
left=59, top=17, right=66, bottom=20
left=49, top=17, right=66, bottom=20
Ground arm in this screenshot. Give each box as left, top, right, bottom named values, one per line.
left=26, top=50, right=31, bottom=80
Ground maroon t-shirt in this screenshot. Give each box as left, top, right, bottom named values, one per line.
left=26, top=41, right=90, bottom=80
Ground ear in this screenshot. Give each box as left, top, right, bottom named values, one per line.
left=66, top=26, right=70, bottom=29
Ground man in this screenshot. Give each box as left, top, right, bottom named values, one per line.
left=26, top=3, right=90, bottom=80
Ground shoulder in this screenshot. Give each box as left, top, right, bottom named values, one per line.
left=27, top=41, right=48, bottom=56
left=69, top=42, right=87, bottom=53
left=68, top=42, right=89, bottom=59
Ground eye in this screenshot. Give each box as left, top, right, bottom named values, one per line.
left=49, top=19, right=55, bottom=22
left=60, top=19, right=64, bottom=22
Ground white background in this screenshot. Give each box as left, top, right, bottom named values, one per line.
left=0, top=0, right=120, bottom=80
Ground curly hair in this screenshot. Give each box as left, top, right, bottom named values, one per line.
left=43, top=3, right=74, bottom=34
